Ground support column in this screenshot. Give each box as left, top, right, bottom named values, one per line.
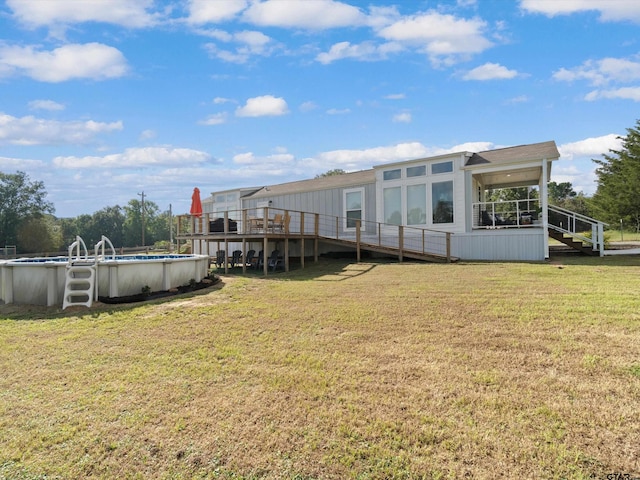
left=163, top=260, right=173, bottom=291
left=541, top=159, right=550, bottom=259
left=1, top=264, right=13, bottom=304
left=46, top=263, right=59, bottom=307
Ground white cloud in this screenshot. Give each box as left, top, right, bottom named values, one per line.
left=558, top=134, right=622, bottom=160
left=384, top=93, right=406, bottom=100
left=553, top=57, right=640, bottom=86
left=7, top=0, right=160, bottom=28
left=213, top=97, right=234, bottom=104
left=0, top=113, right=122, bottom=145
left=326, top=108, right=351, bottom=115
left=299, top=101, right=318, bottom=112
left=553, top=134, right=623, bottom=195
left=0, top=43, right=128, bottom=82
left=463, top=62, right=519, bottom=80
left=187, top=0, right=248, bottom=24
left=236, top=95, right=289, bottom=117
left=377, top=11, right=493, bottom=66
left=0, top=156, right=47, bottom=170
left=139, top=129, right=157, bottom=141
left=199, top=113, right=228, bottom=125
left=203, top=30, right=276, bottom=63
left=585, top=86, right=640, bottom=101
left=520, top=0, right=640, bottom=23
left=392, top=112, right=412, bottom=123
left=316, top=41, right=400, bottom=64
left=243, top=0, right=366, bottom=30
left=53, top=147, right=214, bottom=169
left=28, top=99, right=65, bottom=111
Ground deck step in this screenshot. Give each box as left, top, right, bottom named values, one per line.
left=62, top=264, right=96, bottom=309
left=548, top=229, right=598, bottom=256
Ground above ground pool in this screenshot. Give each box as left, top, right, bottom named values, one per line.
left=1, top=244, right=210, bottom=307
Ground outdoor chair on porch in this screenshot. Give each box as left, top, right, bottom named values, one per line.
left=267, top=249, right=284, bottom=271
left=252, top=250, right=264, bottom=270
left=231, top=250, right=243, bottom=267
left=215, top=250, right=226, bottom=268
left=245, top=249, right=256, bottom=267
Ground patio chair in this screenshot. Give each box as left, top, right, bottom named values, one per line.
left=267, top=249, right=284, bottom=271
left=271, top=213, right=284, bottom=232
left=253, top=250, right=264, bottom=269
left=215, top=250, right=226, bottom=268
left=245, top=249, right=256, bottom=267
left=231, top=250, right=243, bottom=267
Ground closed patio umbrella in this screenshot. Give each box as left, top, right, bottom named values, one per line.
left=190, top=187, right=202, bottom=217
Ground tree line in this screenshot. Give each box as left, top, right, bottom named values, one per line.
left=3, top=119, right=640, bottom=254
left=0, top=173, right=173, bottom=254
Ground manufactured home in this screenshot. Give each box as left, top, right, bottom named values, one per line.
left=178, top=140, right=605, bottom=270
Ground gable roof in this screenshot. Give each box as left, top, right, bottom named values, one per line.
left=248, top=169, right=375, bottom=198
left=466, top=140, right=559, bottom=167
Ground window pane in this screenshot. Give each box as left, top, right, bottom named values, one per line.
left=432, top=161, right=453, bottom=174
left=346, top=210, right=361, bottom=228
left=432, top=181, right=453, bottom=223
left=407, top=165, right=426, bottom=177
left=384, top=187, right=402, bottom=225
left=383, top=169, right=401, bottom=181
left=407, top=184, right=426, bottom=225
left=345, top=191, right=361, bottom=210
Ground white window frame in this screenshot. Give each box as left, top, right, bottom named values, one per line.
left=343, top=187, right=365, bottom=231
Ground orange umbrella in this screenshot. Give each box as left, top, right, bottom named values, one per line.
left=190, top=187, right=202, bottom=217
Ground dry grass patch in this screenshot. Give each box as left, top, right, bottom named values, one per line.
left=1, top=256, right=639, bottom=479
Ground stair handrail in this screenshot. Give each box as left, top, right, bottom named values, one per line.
left=67, top=236, right=90, bottom=264
left=548, top=205, right=607, bottom=255
left=94, top=235, right=116, bottom=263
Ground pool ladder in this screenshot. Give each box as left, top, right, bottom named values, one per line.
left=62, top=236, right=115, bottom=309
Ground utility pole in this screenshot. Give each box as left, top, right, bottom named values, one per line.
left=138, top=191, right=146, bottom=246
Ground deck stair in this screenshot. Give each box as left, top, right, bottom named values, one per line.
left=547, top=205, right=606, bottom=256
left=548, top=229, right=598, bottom=256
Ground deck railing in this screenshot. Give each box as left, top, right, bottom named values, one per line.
left=178, top=207, right=453, bottom=262
left=548, top=205, right=606, bottom=255
left=472, top=199, right=541, bottom=228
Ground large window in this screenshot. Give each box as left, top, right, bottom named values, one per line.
left=384, top=187, right=402, bottom=225
left=407, top=184, right=426, bottom=225
left=344, top=189, right=363, bottom=229
left=432, top=161, right=453, bottom=174
left=432, top=181, right=453, bottom=223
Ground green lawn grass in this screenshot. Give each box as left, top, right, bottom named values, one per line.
left=1, top=255, right=639, bottom=479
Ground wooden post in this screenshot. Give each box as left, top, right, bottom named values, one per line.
left=285, top=238, right=289, bottom=272
left=314, top=214, right=320, bottom=263
left=356, top=220, right=361, bottom=263
left=446, top=232, right=451, bottom=263
left=263, top=236, right=268, bottom=276
left=398, top=225, right=404, bottom=262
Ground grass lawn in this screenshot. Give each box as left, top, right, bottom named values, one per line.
left=1, top=255, right=639, bottom=479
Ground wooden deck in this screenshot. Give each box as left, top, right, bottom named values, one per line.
left=176, top=208, right=456, bottom=275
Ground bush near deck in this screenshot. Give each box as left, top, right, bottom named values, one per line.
left=1, top=256, right=639, bottom=479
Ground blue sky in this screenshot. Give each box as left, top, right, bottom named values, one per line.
left=1, top=0, right=639, bottom=217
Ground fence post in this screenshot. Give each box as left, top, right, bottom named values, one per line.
left=356, top=220, right=361, bottom=263
left=446, top=233, right=451, bottom=263
left=398, top=226, right=404, bottom=262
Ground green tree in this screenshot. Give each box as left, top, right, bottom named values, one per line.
left=548, top=181, right=577, bottom=205
left=592, top=119, right=640, bottom=231
left=16, top=215, right=61, bottom=253
left=123, top=198, right=160, bottom=246
left=0, top=171, right=55, bottom=250
left=315, top=169, right=346, bottom=178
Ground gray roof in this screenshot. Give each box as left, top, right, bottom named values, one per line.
left=466, top=140, right=559, bottom=167
left=246, top=140, right=559, bottom=198
left=249, top=169, right=375, bottom=198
